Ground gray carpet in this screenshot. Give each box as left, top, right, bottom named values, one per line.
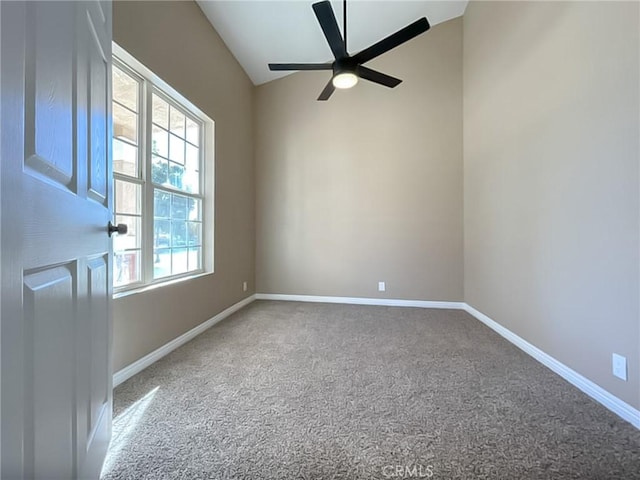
left=102, top=301, right=640, bottom=480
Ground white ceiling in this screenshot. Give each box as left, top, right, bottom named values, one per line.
left=197, top=1, right=468, bottom=85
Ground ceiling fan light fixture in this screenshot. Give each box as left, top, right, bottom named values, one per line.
left=332, top=71, right=358, bottom=89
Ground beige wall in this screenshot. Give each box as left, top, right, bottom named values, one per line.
left=255, top=18, right=463, bottom=301
left=112, top=1, right=255, bottom=371
left=464, top=2, right=639, bottom=408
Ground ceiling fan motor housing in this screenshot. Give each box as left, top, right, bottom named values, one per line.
left=333, top=58, right=358, bottom=76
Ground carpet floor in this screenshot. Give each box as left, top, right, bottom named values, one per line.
left=102, top=301, right=640, bottom=480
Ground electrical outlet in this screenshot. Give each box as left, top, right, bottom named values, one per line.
left=242, top=281, right=248, bottom=292
left=378, top=281, right=386, bottom=292
left=612, top=353, right=627, bottom=381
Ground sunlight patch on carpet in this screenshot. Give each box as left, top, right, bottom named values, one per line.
left=101, top=387, right=160, bottom=478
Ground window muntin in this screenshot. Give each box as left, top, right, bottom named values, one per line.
left=112, top=53, right=210, bottom=293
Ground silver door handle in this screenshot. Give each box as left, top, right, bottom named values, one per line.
left=108, top=221, right=128, bottom=237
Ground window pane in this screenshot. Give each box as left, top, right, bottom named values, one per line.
left=188, top=247, right=201, bottom=271
left=152, top=94, right=169, bottom=129
left=113, top=215, right=141, bottom=251
left=171, top=221, right=187, bottom=247
left=187, top=222, right=201, bottom=246
left=183, top=170, right=199, bottom=194
left=113, top=139, right=138, bottom=177
left=154, top=219, right=170, bottom=249
left=184, top=142, right=200, bottom=194
left=154, top=190, right=171, bottom=218
left=172, top=248, right=189, bottom=275
left=185, top=143, right=199, bottom=171
left=171, top=194, right=188, bottom=219
left=188, top=198, right=201, bottom=221
left=153, top=248, right=171, bottom=279
left=115, top=180, right=141, bottom=215
left=169, top=107, right=185, bottom=137
left=113, top=66, right=138, bottom=112
left=114, top=250, right=141, bottom=287
left=152, top=125, right=168, bottom=158
left=168, top=163, right=185, bottom=190
left=169, top=134, right=185, bottom=164
left=151, top=156, right=168, bottom=185
left=113, top=102, right=137, bottom=144
left=186, top=118, right=199, bottom=145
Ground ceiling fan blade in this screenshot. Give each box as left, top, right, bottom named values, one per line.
left=317, top=79, right=336, bottom=101
left=357, top=66, right=402, bottom=88
left=269, top=63, right=333, bottom=71
left=353, top=17, right=430, bottom=65
left=312, top=1, right=346, bottom=59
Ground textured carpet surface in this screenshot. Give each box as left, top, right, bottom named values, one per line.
left=102, top=301, right=640, bottom=480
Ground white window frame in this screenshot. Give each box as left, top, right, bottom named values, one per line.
left=113, top=43, right=214, bottom=297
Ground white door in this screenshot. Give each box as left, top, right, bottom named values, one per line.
left=1, top=1, right=113, bottom=478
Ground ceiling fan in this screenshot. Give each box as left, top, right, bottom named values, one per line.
left=268, top=0, right=430, bottom=101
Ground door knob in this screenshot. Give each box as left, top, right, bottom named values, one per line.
left=108, top=221, right=128, bottom=237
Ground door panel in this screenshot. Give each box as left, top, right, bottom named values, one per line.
left=27, top=2, right=75, bottom=188
left=1, top=1, right=113, bottom=478
left=88, top=256, right=109, bottom=437
left=24, top=266, right=76, bottom=480
left=89, top=11, right=108, bottom=204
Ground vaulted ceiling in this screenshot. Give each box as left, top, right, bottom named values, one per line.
left=197, top=1, right=468, bottom=85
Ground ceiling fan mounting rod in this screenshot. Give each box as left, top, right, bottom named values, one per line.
left=343, top=0, right=347, bottom=53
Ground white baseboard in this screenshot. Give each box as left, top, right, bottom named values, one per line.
left=112, top=294, right=256, bottom=388
left=255, top=293, right=464, bottom=310
left=463, top=303, right=640, bottom=429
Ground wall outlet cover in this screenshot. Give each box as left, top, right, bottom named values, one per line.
left=378, top=281, right=386, bottom=292
left=612, top=353, right=627, bottom=381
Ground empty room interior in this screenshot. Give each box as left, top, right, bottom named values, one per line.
left=1, top=0, right=639, bottom=479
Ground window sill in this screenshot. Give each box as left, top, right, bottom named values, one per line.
left=113, top=271, right=213, bottom=300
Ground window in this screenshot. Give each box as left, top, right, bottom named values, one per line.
left=112, top=45, right=213, bottom=293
